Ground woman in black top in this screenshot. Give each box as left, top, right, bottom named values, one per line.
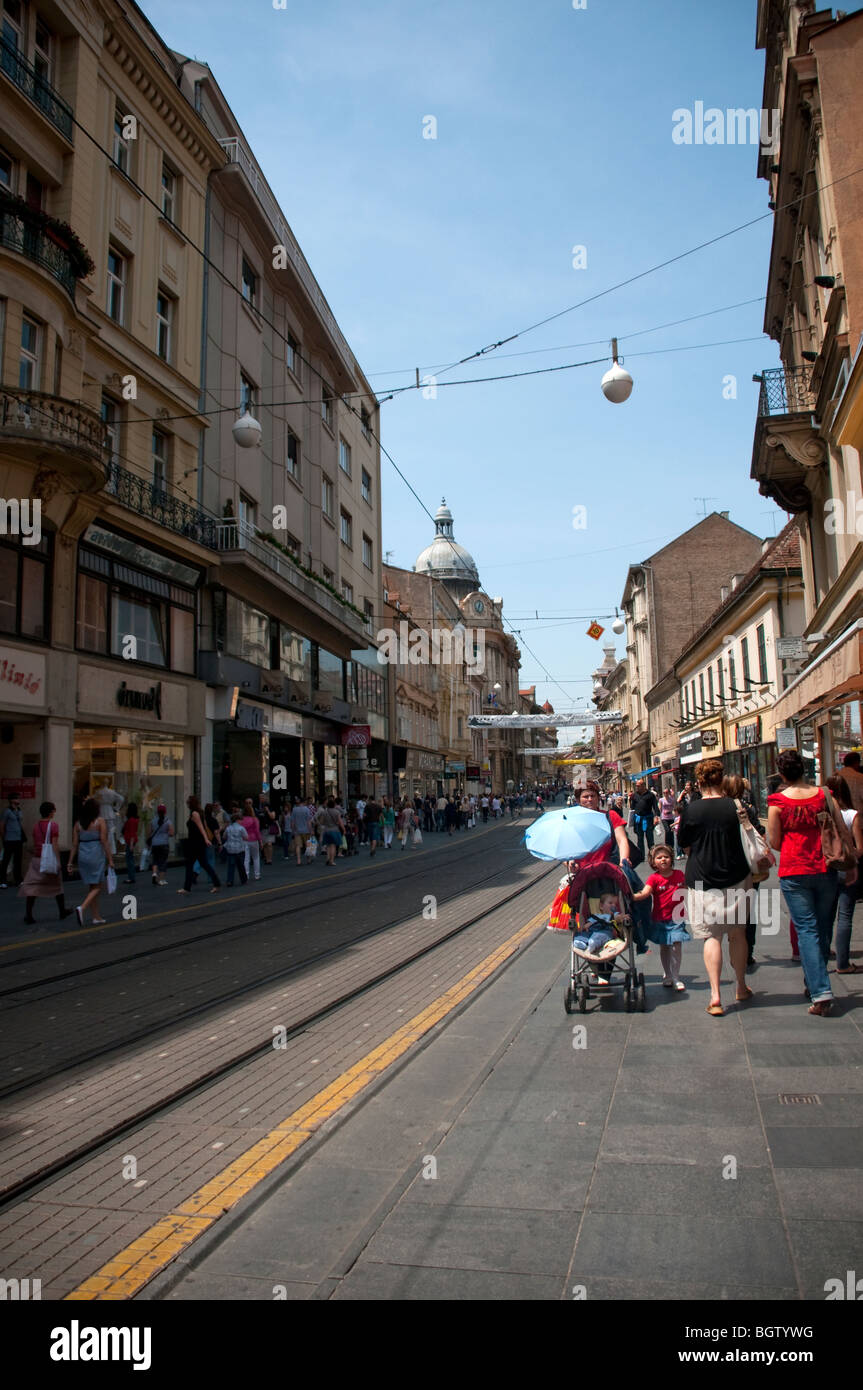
left=179, top=795, right=221, bottom=893
left=677, top=759, right=751, bottom=1016
left=630, top=779, right=661, bottom=862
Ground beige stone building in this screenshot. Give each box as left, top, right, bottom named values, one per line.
left=0, top=0, right=223, bottom=846
left=751, top=1, right=863, bottom=775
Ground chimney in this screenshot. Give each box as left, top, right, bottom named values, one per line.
left=720, top=585, right=729, bottom=603
left=719, top=510, right=729, bottom=520
left=761, top=537, right=773, bottom=554
left=730, top=573, right=745, bottom=591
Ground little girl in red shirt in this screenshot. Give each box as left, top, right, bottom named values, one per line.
left=633, top=845, right=690, bottom=991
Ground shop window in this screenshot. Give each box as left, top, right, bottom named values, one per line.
left=0, top=533, right=51, bottom=641
left=112, top=594, right=166, bottom=666
left=76, top=573, right=107, bottom=651
left=316, top=646, right=344, bottom=699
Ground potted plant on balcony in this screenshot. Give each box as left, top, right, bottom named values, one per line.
left=0, top=190, right=95, bottom=279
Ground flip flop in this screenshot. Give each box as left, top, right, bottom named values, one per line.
left=706, top=1003, right=725, bottom=1016
left=735, top=986, right=753, bottom=1003
left=835, top=965, right=862, bottom=974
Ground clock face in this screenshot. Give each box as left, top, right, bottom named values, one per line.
left=474, top=600, right=484, bottom=614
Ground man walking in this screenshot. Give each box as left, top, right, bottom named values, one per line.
left=364, top=796, right=383, bottom=856
left=0, top=796, right=25, bottom=887
left=290, top=797, right=314, bottom=865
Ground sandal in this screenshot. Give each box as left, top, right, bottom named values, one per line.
left=706, top=1003, right=725, bottom=1016
left=808, top=1000, right=832, bottom=1016
left=835, top=965, right=862, bottom=974
left=735, top=986, right=753, bottom=1003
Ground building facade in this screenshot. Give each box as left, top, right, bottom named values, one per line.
left=750, top=1, right=863, bottom=777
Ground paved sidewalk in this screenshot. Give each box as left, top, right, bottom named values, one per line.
left=149, top=891, right=863, bottom=1301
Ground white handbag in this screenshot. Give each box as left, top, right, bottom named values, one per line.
left=412, top=828, right=423, bottom=845
left=734, top=800, right=774, bottom=880
left=39, top=826, right=59, bottom=876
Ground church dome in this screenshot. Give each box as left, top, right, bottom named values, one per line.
left=414, top=499, right=480, bottom=586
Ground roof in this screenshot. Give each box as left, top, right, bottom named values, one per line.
left=673, top=520, right=802, bottom=667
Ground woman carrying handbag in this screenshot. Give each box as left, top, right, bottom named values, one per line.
left=19, top=800, right=73, bottom=924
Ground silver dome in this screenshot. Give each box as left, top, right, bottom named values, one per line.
left=414, top=499, right=480, bottom=584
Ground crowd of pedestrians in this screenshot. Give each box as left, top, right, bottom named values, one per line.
left=562, top=751, right=862, bottom=1017
left=0, top=784, right=535, bottom=926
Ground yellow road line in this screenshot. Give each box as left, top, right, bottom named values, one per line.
left=0, top=820, right=518, bottom=954
left=65, top=904, right=549, bottom=1301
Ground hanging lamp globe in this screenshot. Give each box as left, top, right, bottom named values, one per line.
left=612, top=616, right=625, bottom=635
left=601, top=337, right=633, bottom=404
left=232, top=411, right=262, bottom=448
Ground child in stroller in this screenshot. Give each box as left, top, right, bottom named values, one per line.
left=562, top=860, right=646, bottom=1014
left=571, top=890, right=627, bottom=969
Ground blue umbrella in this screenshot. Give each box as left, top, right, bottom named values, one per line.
left=524, top=807, right=612, bottom=862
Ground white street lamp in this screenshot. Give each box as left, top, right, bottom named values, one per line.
left=601, top=338, right=633, bottom=404
left=232, top=411, right=262, bottom=448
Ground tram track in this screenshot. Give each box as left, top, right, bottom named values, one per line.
left=0, top=847, right=543, bottom=1098
left=0, top=828, right=531, bottom=998
left=0, top=857, right=557, bottom=1210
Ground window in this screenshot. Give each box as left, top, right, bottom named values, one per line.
left=341, top=580, right=353, bottom=604
left=156, top=290, right=173, bottom=362
left=339, top=438, right=351, bottom=476
left=360, top=406, right=371, bottom=441
left=238, top=494, right=257, bottom=532
left=316, top=646, right=345, bottom=698
left=689, top=681, right=696, bottom=718
left=286, top=430, right=300, bottom=480
left=112, top=593, right=166, bottom=666
left=321, top=475, right=333, bottom=519
left=699, top=673, right=705, bottom=712
left=0, top=532, right=51, bottom=642
left=728, top=650, right=737, bottom=695
left=152, top=429, right=169, bottom=493
left=0, top=147, right=14, bottom=190
left=113, top=105, right=132, bottom=174
left=707, top=665, right=714, bottom=706
left=52, top=336, right=62, bottom=395
left=717, top=660, right=724, bottom=700
left=226, top=593, right=270, bottom=668
left=75, top=572, right=106, bottom=652
left=19, top=313, right=39, bottom=389
left=241, top=258, right=257, bottom=309
left=285, top=533, right=301, bottom=559
left=363, top=598, right=374, bottom=634
left=240, top=373, right=257, bottom=414
left=340, top=510, right=352, bottom=547
left=741, top=636, right=751, bottom=689
left=361, top=468, right=371, bottom=504
left=322, top=565, right=334, bottom=585
left=101, top=395, right=120, bottom=466
left=33, top=18, right=52, bottom=86
left=161, top=161, right=176, bottom=223
left=76, top=548, right=197, bottom=672
left=1, top=1, right=22, bottom=59
left=362, top=534, right=373, bottom=569
left=321, top=383, right=333, bottom=428
left=107, top=247, right=126, bottom=324
left=286, top=332, right=300, bottom=378
left=756, top=623, right=768, bottom=684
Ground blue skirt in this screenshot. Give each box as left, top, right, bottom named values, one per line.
left=645, top=918, right=691, bottom=945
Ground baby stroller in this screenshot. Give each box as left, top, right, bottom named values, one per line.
left=563, top=860, right=646, bottom=1014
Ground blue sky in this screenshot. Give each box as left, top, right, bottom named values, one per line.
left=142, top=0, right=860, bottom=716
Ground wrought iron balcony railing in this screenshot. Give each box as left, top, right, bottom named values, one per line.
left=104, top=462, right=220, bottom=549
left=0, top=208, right=77, bottom=297
left=0, top=389, right=106, bottom=466
left=0, top=36, right=73, bottom=140
left=757, top=366, right=817, bottom=417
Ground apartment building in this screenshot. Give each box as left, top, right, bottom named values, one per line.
left=750, top=1, right=863, bottom=774
left=0, top=0, right=223, bottom=843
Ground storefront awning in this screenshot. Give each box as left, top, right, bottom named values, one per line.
left=629, top=766, right=660, bottom=779
left=771, top=620, right=863, bottom=727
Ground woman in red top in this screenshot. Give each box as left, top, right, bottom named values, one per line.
left=767, top=748, right=846, bottom=1016
left=574, top=782, right=631, bottom=869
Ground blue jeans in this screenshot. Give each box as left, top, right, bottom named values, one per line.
left=779, top=872, right=839, bottom=1003
left=835, top=872, right=860, bottom=971
left=572, top=928, right=612, bottom=954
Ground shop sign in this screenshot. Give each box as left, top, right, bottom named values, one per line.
left=267, top=710, right=303, bottom=738
left=235, top=700, right=264, bottom=732
left=466, top=764, right=481, bottom=778
left=679, top=732, right=703, bottom=765
left=701, top=729, right=720, bottom=749
left=1, top=777, right=36, bottom=798
left=342, top=725, right=371, bottom=747
left=445, top=762, right=466, bottom=773
left=776, top=728, right=797, bottom=750
left=304, top=717, right=339, bottom=743
left=0, top=648, right=45, bottom=703
left=84, top=524, right=200, bottom=587
left=117, top=680, right=162, bottom=719
left=736, top=718, right=761, bottom=748
left=312, top=690, right=334, bottom=713
left=260, top=670, right=285, bottom=698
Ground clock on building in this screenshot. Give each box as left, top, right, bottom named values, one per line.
left=474, top=599, right=485, bottom=614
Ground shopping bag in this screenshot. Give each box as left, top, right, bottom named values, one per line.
left=733, top=799, right=774, bottom=880
left=139, top=847, right=151, bottom=872
left=340, top=834, right=348, bottom=852
left=547, top=886, right=572, bottom=931
left=412, top=828, right=423, bottom=845
left=106, top=866, right=118, bottom=895
left=305, top=836, right=318, bottom=861
left=653, top=822, right=666, bottom=845
left=40, top=836, right=59, bottom=875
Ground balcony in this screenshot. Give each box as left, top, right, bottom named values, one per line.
left=0, top=37, right=73, bottom=141
left=217, top=519, right=366, bottom=639
left=105, top=462, right=220, bottom=549
left=751, top=366, right=825, bottom=513
left=1, top=389, right=106, bottom=487
left=217, top=137, right=359, bottom=385
left=0, top=206, right=77, bottom=298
